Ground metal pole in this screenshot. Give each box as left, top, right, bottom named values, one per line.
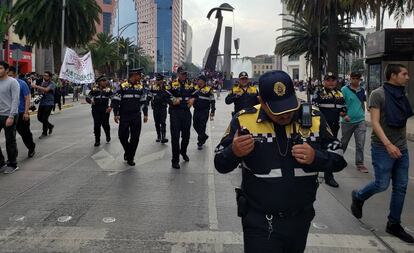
left=134, top=47, right=136, bottom=69
left=61, top=0, right=66, bottom=62
left=126, top=44, right=129, bottom=78
left=162, top=39, right=165, bottom=74
left=117, top=0, right=120, bottom=77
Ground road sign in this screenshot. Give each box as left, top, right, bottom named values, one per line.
left=12, top=49, right=23, bottom=61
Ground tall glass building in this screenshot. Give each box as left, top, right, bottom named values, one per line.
left=136, top=0, right=183, bottom=74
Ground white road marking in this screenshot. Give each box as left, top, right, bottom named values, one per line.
left=91, top=149, right=116, bottom=170
left=102, top=217, right=116, bottom=223
left=207, top=122, right=218, bottom=230
left=171, top=243, right=187, bottom=253
left=38, top=143, right=78, bottom=160
left=312, top=222, right=328, bottom=230
left=9, top=215, right=25, bottom=222
left=136, top=150, right=165, bottom=166
left=57, top=216, right=72, bottom=223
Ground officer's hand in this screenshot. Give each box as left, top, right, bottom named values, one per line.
left=114, top=116, right=120, bottom=124
left=172, top=98, right=180, bottom=106
left=187, top=98, right=195, bottom=108
left=144, top=116, right=148, bottom=123
left=232, top=130, right=254, bottom=157
left=292, top=143, right=315, bottom=165
left=385, top=143, right=402, bottom=159
left=344, top=115, right=351, bottom=122
left=106, top=107, right=112, bottom=113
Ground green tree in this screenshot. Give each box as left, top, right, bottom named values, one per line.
left=275, top=14, right=361, bottom=80
left=12, top=0, right=101, bottom=73
left=88, top=32, right=118, bottom=76
left=351, top=59, right=365, bottom=73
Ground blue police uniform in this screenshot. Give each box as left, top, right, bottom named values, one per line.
left=111, top=77, right=148, bottom=165
left=193, top=76, right=216, bottom=149
left=148, top=75, right=170, bottom=143
left=215, top=71, right=347, bottom=253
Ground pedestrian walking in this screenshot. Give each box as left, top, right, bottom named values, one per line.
left=0, top=61, right=20, bottom=174
left=351, top=64, right=414, bottom=243
left=8, top=67, right=36, bottom=158
left=215, top=70, right=347, bottom=253
left=312, top=72, right=347, bottom=188
left=148, top=73, right=169, bottom=143
left=225, top=71, right=259, bottom=116
left=86, top=75, right=113, bottom=147
left=165, top=66, right=196, bottom=169
left=193, top=75, right=215, bottom=150
left=31, top=71, right=56, bottom=139
left=340, top=72, right=368, bottom=173
left=111, top=68, right=148, bottom=166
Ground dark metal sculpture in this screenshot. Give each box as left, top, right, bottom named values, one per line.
left=204, top=3, right=234, bottom=72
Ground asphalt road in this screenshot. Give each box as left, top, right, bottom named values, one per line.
left=0, top=94, right=413, bottom=253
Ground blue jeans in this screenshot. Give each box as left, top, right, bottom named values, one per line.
left=356, top=144, right=409, bottom=223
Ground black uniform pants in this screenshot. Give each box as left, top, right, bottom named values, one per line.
left=170, top=109, right=191, bottom=163
left=16, top=113, right=35, bottom=151
left=324, top=120, right=340, bottom=180
left=92, top=109, right=110, bottom=140
left=193, top=109, right=209, bottom=144
left=118, top=117, right=141, bottom=161
left=0, top=116, right=18, bottom=167
left=37, top=105, right=53, bottom=135
left=242, top=208, right=315, bottom=253
left=153, top=106, right=167, bottom=137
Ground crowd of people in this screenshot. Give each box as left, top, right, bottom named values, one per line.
left=0, top=59, right=413, bottom=252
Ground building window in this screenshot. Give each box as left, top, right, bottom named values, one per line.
left=103, top=12, right=112, bottom=34
left=266, top=65, right=269, bottom=69
left=103, top=0, right=112, bottom=4
left=254, top=65, right=256, bottom=69
left=288, top=55, right=300, bottom=61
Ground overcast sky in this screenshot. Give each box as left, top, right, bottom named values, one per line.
left=116, top=0, right=414, bottom=66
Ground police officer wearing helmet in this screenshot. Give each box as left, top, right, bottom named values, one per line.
left=111, top=68, right=148, bottom=166
left=86, top=75, right=113, bottom=147
left=225, top=71, right=259, bottom=115
left=193, top=75, right=216, bottom=150
left=215, top=70, right=347, bottom=253
left=166, top=66, right=196, bottom=169
left=148, top=73, right=169, bottom=143
left=312, top=72, right=347, bottom=188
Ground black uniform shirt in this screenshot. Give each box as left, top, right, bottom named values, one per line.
left=111, top=81, right=148, bottom=120
left=148, top=82, right=169, bottom=108
left=225, top=83, right=259, bottom=113
left=87, top=85, right=113, bottom=111
left=166, top=79, right=196, bottom=111
left=312, top=87, right=347, bottom=124
left=214, top=104, right=347, bottom=213
left=193, top=85, right=216, bottom=113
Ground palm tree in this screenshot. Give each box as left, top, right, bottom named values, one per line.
left=88, top=32, right=118, bottom=75
left=275, top=14, right=362, bottom=79
left=12, top=0, right=101, bottom=73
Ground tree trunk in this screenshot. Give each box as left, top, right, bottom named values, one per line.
left=376, top=4, right=381, bottom=31
left=311, top=52, right=319, bottom=80
left=53, top=43, right=62, bottom=74
left=327, top=3, right=339, bottom=76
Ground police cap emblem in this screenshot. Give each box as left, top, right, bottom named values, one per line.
left=274, top=82, right=286, bottom=96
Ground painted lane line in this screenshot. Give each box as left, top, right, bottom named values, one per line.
left=207, top=121, right=218, bottom=230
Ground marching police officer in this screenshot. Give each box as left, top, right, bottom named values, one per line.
left=166, top=66, right=196, bottom=169
left=215, top=70, right=347, bottom=253
left=312, top=72, right=347, bottom=188
left=111, top=68, right=148, bottom=166
left=225, top=71, right=259, bottom=116
left=86, top=75, right=113, bottom=147
left=148, top=73, right=169, bottom=143
left=193, top=75, right=215, bottom=150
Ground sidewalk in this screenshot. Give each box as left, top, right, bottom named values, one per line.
left=296, top=91, right=414, bottom=142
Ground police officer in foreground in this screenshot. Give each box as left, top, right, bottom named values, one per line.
left=111, top=68, right=148, bottom=166
left=214, top=70, right=347, bottom=253
left=312, top=72, right=347, bottom=188
left=148, top=73, right=169, bottom=143
left=86, top=75, right=113, bottom=147
left=225, top=71, right=259, bottom=116
left=166, top=66, right=196, bottom=169
left=193, top=75, right=215, bottom=150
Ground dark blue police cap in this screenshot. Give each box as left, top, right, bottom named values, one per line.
left=197, top=75, right=207, bottom=82
left=130, top=68, right=144, bottom=75
left=95, top=75, right=107, bottom=83
left=156, top=73, right=164, bottom=81
left=258, top=70, right=300, bottom=115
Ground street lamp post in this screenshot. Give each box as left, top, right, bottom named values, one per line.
left=61, top=0, right=66, bottom=62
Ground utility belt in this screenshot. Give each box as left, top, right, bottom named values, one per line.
left=235, top=188, right=313, bottom=219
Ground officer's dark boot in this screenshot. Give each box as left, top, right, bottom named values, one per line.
left=161, top=131, right=168, bottom=143
left=94, top=137, right=100, bottom=147
left=104, top=130, right=111, bottom=143
left=325, top=175, right=339, bottom=188
left=156, top=132, right=161, bottom=142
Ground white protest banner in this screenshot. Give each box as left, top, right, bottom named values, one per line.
left=59, top=48, right=95, bottom=84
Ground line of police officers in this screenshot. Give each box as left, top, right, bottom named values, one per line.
left=86, top=66, right=217, bottom=169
